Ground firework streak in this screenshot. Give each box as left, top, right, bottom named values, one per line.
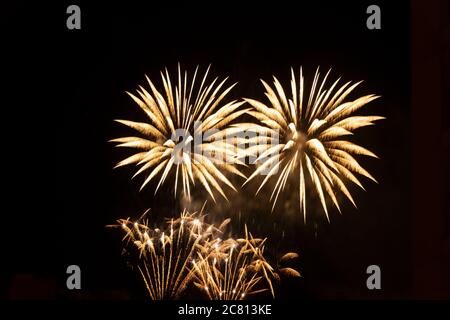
left=110, top=210, right=299, bottom=300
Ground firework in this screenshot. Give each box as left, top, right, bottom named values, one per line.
left=243, top=67, right=384, bottom=221
left=191, top=225, right=279, bottom=300
left=111, top=209, right=230, bottom=300
left=111, top=209, right=297, bottom=300
left=110, top=65, right=248, bottom=201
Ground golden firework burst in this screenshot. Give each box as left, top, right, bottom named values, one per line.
left=243, top=67, right=384, bottom=222
left=111, top=209, right=230, bottom=300
left=111, top=208, right=298, bottom=300
left=110, top=65, right=248, bottom=201
left=192, top=225, right=279, bottom=300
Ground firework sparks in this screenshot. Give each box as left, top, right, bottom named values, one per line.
left=191, top=225, right=279, bottom=300
left=243, top=67, right=384, bottom=222
left=111, top=209, right=230, bottom=300
left=110, top=65, right=248, bottom=201
left=111, top=209, right=297, bottom=300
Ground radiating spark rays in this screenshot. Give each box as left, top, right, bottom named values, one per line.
left=244, top=67, right=384, bottom=222
left=110, top=209, right=299, bottom=300
left=110, top=210, right=229, bottom=300
left=191, top=226, right=278, bottom=300
left=110, top=65, right=248, bottom=201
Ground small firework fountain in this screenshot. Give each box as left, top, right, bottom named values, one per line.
left=191, top=225, right=299, bottom=300
left=110, top=209, right=228, bottom=299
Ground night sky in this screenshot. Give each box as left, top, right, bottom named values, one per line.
left=2, top=0, right=418, bottom=300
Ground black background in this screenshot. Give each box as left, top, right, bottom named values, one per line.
left=2, top=0, right=417, bottom=300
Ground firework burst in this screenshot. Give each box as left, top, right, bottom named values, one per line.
left=110, top=65, right=248, bottom=201
left=111, top=209, right=230, bottom=300
left=243, top=67, right=384, bottom=221
left=192, top=225, right=280, bottom=300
